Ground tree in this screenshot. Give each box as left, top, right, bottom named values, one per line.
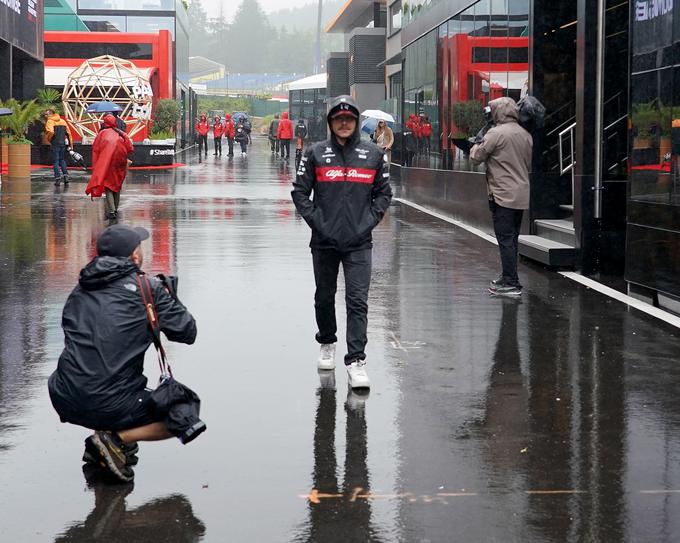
left=187, top=0, right=209, bottom=56
left=226, top=0, right=272, bottom=72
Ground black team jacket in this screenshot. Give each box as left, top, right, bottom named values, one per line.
left=291, top=96, right=392, bottom=251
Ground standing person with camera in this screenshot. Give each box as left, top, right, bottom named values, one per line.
left=470, top=97, right=532, bottom=297
left=48, top=224, right=204, bottom=483
left=44, top=109, right=73, bottom=186
left=292, top=95, right=392, bottom=389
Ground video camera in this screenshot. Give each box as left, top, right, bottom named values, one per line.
left=155, top=274, right=179, bottom=299
left=469, top=105, right=494, bottom=146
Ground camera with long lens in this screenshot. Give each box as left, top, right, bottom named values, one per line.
left=470, top=105, right=494, bottom=146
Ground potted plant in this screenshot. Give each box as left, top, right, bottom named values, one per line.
left=450, top=100, right=485, bottom=154
left=631, top=101, right=658, bottom=150
left=151, top=99, right=180, bottom=145
left=0, top=98, right=43, bottom=178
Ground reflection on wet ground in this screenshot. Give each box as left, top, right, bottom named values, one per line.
left=1, top=139, right=680, bottom=541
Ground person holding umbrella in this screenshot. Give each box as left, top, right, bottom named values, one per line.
left=372, top=120, right=394, bottom=164
left=86, top=114, right=134, bottom=221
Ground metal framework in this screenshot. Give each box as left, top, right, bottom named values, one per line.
left=62, top=55, right=153, bottom=140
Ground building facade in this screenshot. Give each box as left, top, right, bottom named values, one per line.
left=394, top=1, right=680, bottom=312
left=0, top=0, right=44, bottom=100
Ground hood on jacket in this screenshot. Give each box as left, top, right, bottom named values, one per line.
left=79, top=256, right=139, bottom=291
left=200, top=114, right=207, bottom=121
left=327, top=95, right=361, bottom=147
left=281, top=112, right=289, bottom=120
left=103, top=114, right=117, bottom=128
left=224, top=114, right=231, bottom=121
left=48, top=113, right=63, bottom=123
left=214, top=116, right=221, bottom=122
left=489, top=97, right=519, bottom=125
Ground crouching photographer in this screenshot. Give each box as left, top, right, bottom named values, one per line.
left=48, top=224, right=205, bottom=483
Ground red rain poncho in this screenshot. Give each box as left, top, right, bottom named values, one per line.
left=86, top=114, right=134, bottom=197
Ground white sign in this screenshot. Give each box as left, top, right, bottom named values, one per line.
left=635, top=0, right=673, bottom=22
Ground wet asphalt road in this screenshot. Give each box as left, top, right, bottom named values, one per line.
left=1, top=138, right=680, bottom=542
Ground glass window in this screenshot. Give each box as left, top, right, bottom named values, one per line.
left=78, top=0, right=174, bottom=10
left=126, top=16, right=175, bottom=37
left=44, top=41, right=153, bottom=59
left=389, top=1, right=402, bottom=34
left=81, top=15, right=126, bottom=32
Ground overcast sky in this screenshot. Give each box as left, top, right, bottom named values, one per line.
left=206, top=0, right=316, bottom=18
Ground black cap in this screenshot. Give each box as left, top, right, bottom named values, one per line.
left=96, top=225, right=150, bottom=257
left=328, top=95, right=359, bottom=119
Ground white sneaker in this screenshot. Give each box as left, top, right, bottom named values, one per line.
left=347, top=359, right=370, bottom=389
left=318, top=343, right=336, bottom=370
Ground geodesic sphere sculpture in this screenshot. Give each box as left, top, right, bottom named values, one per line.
left=62, top=55, right=153, bottom=140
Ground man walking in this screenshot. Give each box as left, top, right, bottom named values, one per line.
left=48, top=224, right=204, bottom=482
left=44, top=109, right=72, bottom=186
left=470, top=97, right=532, bottom=297
left=277, top=111, right=293, bottom=160
left=269, top=113, right=280, bottom=155
left=212, top=115, right=224, bottom=156
left=224, top=113, right=235, bottom=157
left=292, top=95, right=392, bottom=389
left=195, top=113, right=210, bottom=158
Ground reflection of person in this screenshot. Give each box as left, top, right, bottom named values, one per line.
left=48, top=225, right=200, bottom=482
left=55, top=467, right=206, bottom=542
left=470, top=97, right=532, bottom=297
left=420, top=115, right=432, bottom=155
left=195, top=113, right=210, bottom=158
left=372, top=120, right=394, bottom=164
left=44, top=109, right=73, bottom=186
left=298, top=388, right=375, bottom=542
left=85, top=114, right=134, bottom=221
left=291, top=95, right=392, bottom=389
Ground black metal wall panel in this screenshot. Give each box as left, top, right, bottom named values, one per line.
left=327, top=54, right=350, bottom=98
left=349, top=34, right=385, bottom=85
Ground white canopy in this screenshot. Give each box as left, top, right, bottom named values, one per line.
left=287, top=73, right=327, bottom=91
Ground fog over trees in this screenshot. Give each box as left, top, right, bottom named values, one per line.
left=187, top=0, right=343, bottom=74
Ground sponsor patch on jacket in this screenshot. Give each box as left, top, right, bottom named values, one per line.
left=315, top=167, right=376, bottom=183
left=358, top=155, right=367, bottom=159
left=355, top=148, right=370, bottom=154
left=124, top=283, right=138, bottom=292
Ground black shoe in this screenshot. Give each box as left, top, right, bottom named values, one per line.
left=489, top=276, right=503, bottom=288
left=91, top=431, right=135, bottom=482
left=488, top=282, right=522, bottom=297
left=63, top=175, right=70, bottom=184
left=83, top=435, right=139, bottom=466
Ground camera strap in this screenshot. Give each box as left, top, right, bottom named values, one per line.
left=136, top=273, right=173, bottom=378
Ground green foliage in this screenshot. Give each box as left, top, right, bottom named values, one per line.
left=0, top=99, right=44, bottom=142
left=198, top=96, right=251, bottom=114
left=451, top=100, right=485, bottom=138
left=153, top=99, right=181, bottom=133
left=36, top=88, right=64, bottom=115
left=150, top=129, right=175, bottom=140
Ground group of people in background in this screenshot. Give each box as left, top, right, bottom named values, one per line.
left=404, top=113, right=433, bottom=166
left=268, top=113, right=309, bottom=167
left=195, top=113, right=251, bottom=158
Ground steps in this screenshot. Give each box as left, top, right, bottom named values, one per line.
left=519, top=217, right=577, bottom=267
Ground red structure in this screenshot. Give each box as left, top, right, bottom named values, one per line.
left=440, top=34, right=529, bottom=148
left=44, top=30, right=173, bottom=141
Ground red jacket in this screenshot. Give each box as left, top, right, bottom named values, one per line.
left=223, top=114, right=235, bottom=139
left=86, top=114, right=133, bottom=197
left=421, top=122, right=432, bottom=137
left=212, top=118, right=224, bottom=138
left=406, top=115, right=422, bottom=138
left=277, top=111, right=293, bottom=140
left=196, top=115, right=210, bottom=136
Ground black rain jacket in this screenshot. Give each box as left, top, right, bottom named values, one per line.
left=291, top=96, right=392, bottom=251
left=48, top=256, right=197, bottom=429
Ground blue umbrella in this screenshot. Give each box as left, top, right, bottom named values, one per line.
left=361, top=117, right=393, bottom=135
left=85, top=101, right=122, bottom=113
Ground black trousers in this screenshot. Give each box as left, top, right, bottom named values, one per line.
left=491, top=202, right=524, bottom=287
left=280, top=139, right=290, bottom=158
left=226, top=138, right=234, bottom=156
left=238, top=139, right=247, bottom=153
left=214, top=137, right=222, bottom=155
left=312, top=248, right=372, bottom=364
left=270, top=137, right=277, bottom=152
left=198, top=135, right=208, bottom=156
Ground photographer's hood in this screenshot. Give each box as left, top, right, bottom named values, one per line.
left=489, top=97, right=519, bottom=125
left=79, top=257, right=138, bottom=290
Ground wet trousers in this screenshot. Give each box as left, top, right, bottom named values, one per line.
left=198, top=135, right=208, bottom=156
left=312, top=248, right=372, bottom=364
left=238, top=139, right=247, bottom=153
left=105, top=188, right=120, bottom=215
left=213, top=137, right=222, bottom=155
left=491, top=202, right=524, bottom=287
left=226, top=138, right=234, bottom=156
left=51, top=145, right=68, bottom=179
left=280, top=139, right=290, bottom=159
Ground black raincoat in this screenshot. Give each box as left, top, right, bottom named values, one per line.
left=291, top=95, right=392, bottom=251
left=48, top=256, right=197, bottom=430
